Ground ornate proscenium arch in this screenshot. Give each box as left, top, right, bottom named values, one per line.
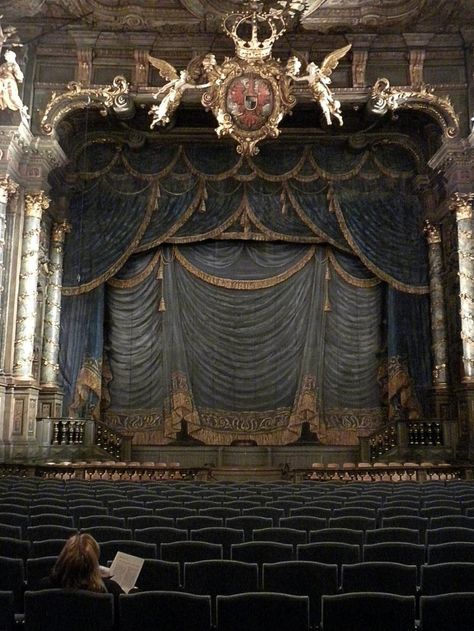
left=40, top=73, right=460, bottom=149
left=41, top=76, right=131, bottom=135
left=367, top=78, right=460, bottom=140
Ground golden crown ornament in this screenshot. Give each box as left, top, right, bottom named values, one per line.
left=148, top=2, right=351, bottom=155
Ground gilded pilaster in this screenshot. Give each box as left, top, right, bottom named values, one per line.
left=13, top=191, right=50, bottom=382
left=450, top=192, right=474, bottom=382
left=40, top=220, right=70, bottom=387
left=424, top=220, right=449, bottom=386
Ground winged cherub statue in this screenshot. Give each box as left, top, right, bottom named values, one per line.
left=148, top=54, right=216, bottom=128
left=289, top=44, right=351, bottom=125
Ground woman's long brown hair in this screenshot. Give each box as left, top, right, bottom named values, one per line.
left=51, top=533, right=105, bottom=592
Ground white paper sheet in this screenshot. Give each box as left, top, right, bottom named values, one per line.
left=109, top=551, right=145, bottom=593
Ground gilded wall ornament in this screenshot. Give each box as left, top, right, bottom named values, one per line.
left=147, top=6, right=351, bottom=155
left=368, top=77, right=459, bottom=139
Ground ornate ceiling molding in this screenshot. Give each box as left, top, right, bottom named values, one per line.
left=0, top=0, right=46, bottom=17
left=10, top=0, right=467, bottom=33
left=56, top=0, right=200, bottom=30
left=302, top=0, right=474, bottom=32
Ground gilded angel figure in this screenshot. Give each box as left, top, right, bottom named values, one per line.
left=289, top=44, right=351, bottom=126
left=148, top=54, right=216, bottom=128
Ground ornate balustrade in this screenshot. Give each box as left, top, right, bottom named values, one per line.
left=365, top=422, right=398, bottom=462
left=0, top=460, right=469, bottom=483
left=0, top=462, right=211, bottom=481
left=292, top=462, right=472, bottom=483
left=360, top=418, right=457, bottom=463
left=36, top=417, right=132, bottom=461
left=36, top=417, right=94, bottom=448
left=407, top=421, right=443, bottom=446
left=94, top=421, right=133, bottom=461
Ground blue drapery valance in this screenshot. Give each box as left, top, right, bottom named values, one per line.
left=62, top=140, right=428, bottom=295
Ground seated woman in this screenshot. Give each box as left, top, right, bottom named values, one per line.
left=39, top=533, right=123, bottom=598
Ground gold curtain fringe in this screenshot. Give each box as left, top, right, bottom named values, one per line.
left=134, top=183, right=204, bottom=252
left=169, top=192, right=250, bottom=244
left=328, top=249, right=381, bottom=289
left=333, top=193, right=430, bottom=295
left=107, top=249, right=162, bottom=289
left=158, top=296, right=166, bottom=312
left=308, top=151, right=370, bottom=182
left=174, top=245, right=315, bottom=290
left=62, top=181, right=158, bottom=296
left=285, top=187, right=352, bottom=253
left=72, top=142, right=417, bottom=185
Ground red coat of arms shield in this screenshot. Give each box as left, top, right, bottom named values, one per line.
left=226, top=74, right=274, bottom=131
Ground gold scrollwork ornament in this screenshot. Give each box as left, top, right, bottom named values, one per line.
left=148, top=7, right=350, bottom=156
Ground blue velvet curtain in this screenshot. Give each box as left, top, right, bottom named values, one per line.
left=59, top=140, right=431, bottom=444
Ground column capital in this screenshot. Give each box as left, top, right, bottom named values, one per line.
left=450, top=192, right=474, bottom=221
left=51, top=220, right=71, bottom=243
left=24, top=191, right=50, bottom=219
left=423, top=219, right=442, bottom=244
left=0, top=175, right=19, bottom=204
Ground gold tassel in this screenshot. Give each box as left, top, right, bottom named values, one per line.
left=240, top=208, right=251, bottom=237
left=156, top=259, right=164, bottom=280
left=199, top=181, right=208, bottom=213
left=327, top=185, right=336, bottom=213
left=324, top=262, right=332, bottom=312
left=280, top=187, right=287, bottom=215
left=158, top=296, right=166, bottom=312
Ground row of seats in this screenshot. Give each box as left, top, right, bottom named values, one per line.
left=10, top=587, right=474, bottom=631
left=6, top=526, right=474, bottom=559
left=7, top=520, right=474, bottom=544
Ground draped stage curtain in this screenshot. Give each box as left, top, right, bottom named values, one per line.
left=59, top=140, right=431, bottom=445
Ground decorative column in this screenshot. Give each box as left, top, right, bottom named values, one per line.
left=13, top=191, right=50, bottom=382
left=424, top=220, right=449, bottom=386
left=40, top=220, right=70, bottom=388
left=0, top=176, right=18, bottom=371
left=451, top=193, right=474, bottom=383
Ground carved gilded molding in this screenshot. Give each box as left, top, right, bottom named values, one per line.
left=41, top=76, right=130, bottom=136
left=450, top=192, right=474, bottom=221
left=51, top=220, right=71, bottom=243
left=423, top=219, right=442, bottom=244
left=368, top=78, right=459, bottom=140
left=0, top=176, right=19, bottom=205
left=24, top=191, right=50, bottom=219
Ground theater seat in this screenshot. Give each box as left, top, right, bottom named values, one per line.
left=24, top=589, right=114, bottom=631
left=322, top=592, right=415, bottom=631
left=216, top=592, right=309, bottom=631
left=119, top=591, right=211, bottom=631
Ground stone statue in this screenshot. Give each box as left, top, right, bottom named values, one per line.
left=0, top=49, right=28, bottom=115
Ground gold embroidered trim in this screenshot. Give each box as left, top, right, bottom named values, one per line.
left=247, top=147, right=310, bottom=182
left=62, top=182, right=159, bottom=295
left=285, top=185, right=351, bottom=252
left=134, top=182, right=203, bottom=253
left=174, top=244, right=315, bottom=290
left=107, top=249, right=161, bottom=288
left=308, top=151, right=370, bottom=182
left=169, top=192, right=248, bottom=244
left=328, top=249, right=381, bottom=288
left=333, top=194, right=429, bottom=295
left=182, top=150, right=244, bottom=182
left=121, top=146, right=182, bottom=181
